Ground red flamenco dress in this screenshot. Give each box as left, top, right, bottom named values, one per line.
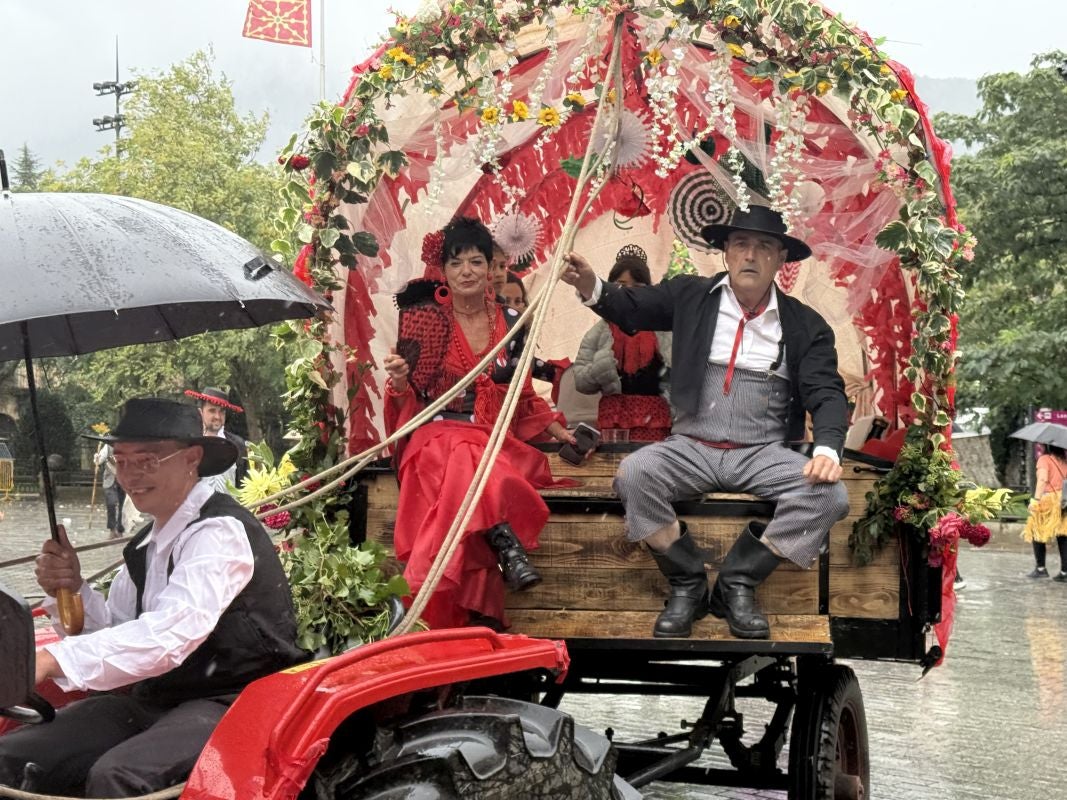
left=385, top=287, right=566, bottom=629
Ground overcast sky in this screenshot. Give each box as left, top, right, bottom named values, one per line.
left=1, top=1, right=1062, bottom=169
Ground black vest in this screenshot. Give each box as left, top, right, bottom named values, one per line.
left=123, top=492, right=307, bottom=705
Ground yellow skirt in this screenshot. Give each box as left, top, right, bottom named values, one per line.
left=1022, top=492, right=1067, bottom=543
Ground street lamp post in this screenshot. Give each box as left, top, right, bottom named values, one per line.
left=92, top=39, right=135, bottom=155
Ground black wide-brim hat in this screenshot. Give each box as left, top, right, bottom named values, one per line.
left=700, top=205, right=812, bottom=262
left=83, top=398, right=238, bottom=477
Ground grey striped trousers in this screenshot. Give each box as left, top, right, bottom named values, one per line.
left=614, top=435, right=849, bottom=567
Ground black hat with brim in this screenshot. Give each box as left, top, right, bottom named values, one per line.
left=700, top=205, right=812, bottom=262
left=83, top=398, right=238, bottom=477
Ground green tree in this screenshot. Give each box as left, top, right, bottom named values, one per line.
left=44, top=50, right=291, bottom=446
left=12, top=143, right=44, bottom=191
left=934, top=52, right=1067, bottom=474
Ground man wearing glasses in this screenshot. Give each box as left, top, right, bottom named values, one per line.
left=0, top=398, right=306, bottom=797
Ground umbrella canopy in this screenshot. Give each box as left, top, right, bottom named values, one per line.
left=1009, top=422, right=1067, bottom=450
left=0, top=191, right=329, bottom=361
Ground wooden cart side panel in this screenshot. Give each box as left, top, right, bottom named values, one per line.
left=360, top=455, right=899, bottom=621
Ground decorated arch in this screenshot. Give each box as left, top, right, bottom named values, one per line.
left=276, top=0, right=974, bottom=560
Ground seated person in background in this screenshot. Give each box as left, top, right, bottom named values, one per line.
left=0, top=399, right=305, bottom=797
left=383, top=217, right=577, bottom=630
left=572, top=245, right=672, bottom=441
left=489, top=243, right=511, bottom=297
left=501, top=271, right=528, bottom=312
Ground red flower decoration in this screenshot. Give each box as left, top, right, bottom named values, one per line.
left=288, top=154, right=311, bottom=171
left=258, top=503, right=292, bottom=531
left=421, top=229, right=445, bottom=281
left=293, top=244, right=314, bottom=287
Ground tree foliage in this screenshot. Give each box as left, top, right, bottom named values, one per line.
left=12, top=143, right=44, bottom=191
left=42, top=50, right=290, bottom=445
left=935, top=52, right=1067, bottom=418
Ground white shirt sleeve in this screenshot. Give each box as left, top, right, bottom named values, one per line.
left=579, top=276, right=605, bottom=306
left=812, top=445, right=840, bottom=465
left=44, top=515, right=254, bottom=692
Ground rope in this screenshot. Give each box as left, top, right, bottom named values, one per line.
left=0, top=783, right=184, bottom=800
left=0, top=537, right=130, bottom=571
left=392, top=14, right=628, bottom=635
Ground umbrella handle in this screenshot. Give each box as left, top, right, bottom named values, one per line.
left=53, top=523, right=85, bottom=635
left=55, top=588, right=84, bottom=636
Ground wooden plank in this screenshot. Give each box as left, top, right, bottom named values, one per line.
left=828, top=522, right=899, bottom=568
left=828, top=565, right=899, bottom=619
left=506, top=610, right=831, bottom=645
left=506, top=566, right=819, bottom=615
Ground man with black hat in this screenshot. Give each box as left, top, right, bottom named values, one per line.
left=184, top=386, right=249, bottom=491
left=0, top=398, right=305, bottom=797
left=562, top=206, right=849, bottom=640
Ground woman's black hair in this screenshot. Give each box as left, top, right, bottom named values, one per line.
left=442, top=216, right=494, bottom=264
left=505, top=270, right=528, bottom=303
left=609, top=256, right=652, bottom=286
left=1047, top=444, right=1066, bottom=459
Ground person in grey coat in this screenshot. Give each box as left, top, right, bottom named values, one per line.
left=562, top=206, right=849, bottom=640
left=572, top=246, right=672, bottom=440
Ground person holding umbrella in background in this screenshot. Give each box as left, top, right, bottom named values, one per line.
left=1022, top=442, right=1067, bottom=581
left=185, top=387, right=249, bottom=492
left=0, top=398, right=306, bottom=796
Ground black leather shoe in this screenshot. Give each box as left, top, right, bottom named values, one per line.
left=1027, top=566, right=1050, bottom=578
left=708, top=522, right=781, bottom=639
left=485, top=523, right=542, bottom=591
left=647, top=523, right=710, bottom=638
left=1053, top=571, right=1067, bottom=583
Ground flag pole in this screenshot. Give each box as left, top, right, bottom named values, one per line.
left=318, top=0, right=326, bottom=101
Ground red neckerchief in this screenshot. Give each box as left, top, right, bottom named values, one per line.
left=723, top=288, right=772, bottom=396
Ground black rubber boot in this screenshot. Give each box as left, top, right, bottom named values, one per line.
left=647, top=524, right=711, bottom=638
left=708, top=522, right=782, bottom=639
left=485, top=523, right=542, bottom=591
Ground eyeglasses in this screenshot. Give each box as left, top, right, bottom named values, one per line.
left=113, top=448, right=187, bottom=474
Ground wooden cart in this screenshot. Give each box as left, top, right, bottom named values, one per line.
left=356, top=446, right=940, bottom=798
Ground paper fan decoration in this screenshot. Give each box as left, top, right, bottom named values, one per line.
left=492, top=211, right=541, bottom=262
left=593, top=109, right=651, bottom=170
left=668, top=171, right=734, bottom=253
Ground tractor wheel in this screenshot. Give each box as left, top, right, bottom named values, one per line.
left=788, top=664, right=870, bottom=800
left=337, top=696, right=640, bottom=799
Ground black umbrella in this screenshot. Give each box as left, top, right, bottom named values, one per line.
left=1009, top=422, right=1067, bottom=450
left=0, top=150, right=330, bottom=632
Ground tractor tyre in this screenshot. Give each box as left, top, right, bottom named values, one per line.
left=337, top=695, right=640, bottom=799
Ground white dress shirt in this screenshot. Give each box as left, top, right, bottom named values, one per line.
left=581, top=276, right=839, bottom=463
left=42, top=481, right=254, bottom=692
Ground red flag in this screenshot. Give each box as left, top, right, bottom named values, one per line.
left=242, top=1, right=312, bottom=48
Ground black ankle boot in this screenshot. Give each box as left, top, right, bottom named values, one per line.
left=485, top=523, right=542, bottom=591
left=708, top=522, right=781, bottom=639
left=647, top=523, right=710, bottom=638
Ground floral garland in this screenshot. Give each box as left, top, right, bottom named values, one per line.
left=275, top=0, right=976, bottom=565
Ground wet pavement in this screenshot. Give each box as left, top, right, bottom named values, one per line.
left=2, top=495, right=1065, bottom=798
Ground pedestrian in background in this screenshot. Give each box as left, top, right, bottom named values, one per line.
left=1022, top=444, right=1067, bottom=581
left=93, top=443, right=125, bottom=539
left=183, top=387, right=248, bottom=493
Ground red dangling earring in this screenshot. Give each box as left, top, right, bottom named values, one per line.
left=434, top=285, right=451, bottom=306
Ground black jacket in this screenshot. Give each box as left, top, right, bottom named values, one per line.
left=590, top=272, right=848, bottom=454
left=223, top=430, right=249, bottom=488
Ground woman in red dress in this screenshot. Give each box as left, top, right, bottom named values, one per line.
left=382, top=217, right=575, bottom=629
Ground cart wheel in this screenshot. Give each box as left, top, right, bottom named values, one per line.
left=788, top=664, right=869, bottom=800
left=336, top=696, right=640, bottom=799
